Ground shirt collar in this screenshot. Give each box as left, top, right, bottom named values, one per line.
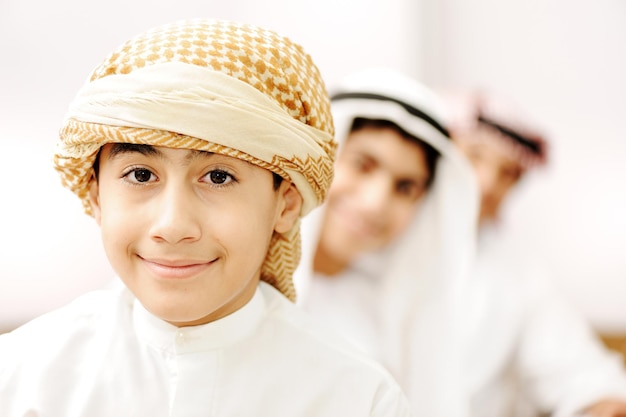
left=132, top=284, right=266, bottom=353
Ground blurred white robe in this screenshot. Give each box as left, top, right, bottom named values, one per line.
left=464, top=224, right=626, bottom=417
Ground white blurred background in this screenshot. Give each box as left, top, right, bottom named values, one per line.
left=1, top=0, right=625, bottom=333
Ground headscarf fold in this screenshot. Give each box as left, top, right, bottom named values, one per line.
left=54, top=19, right=337, bottom=301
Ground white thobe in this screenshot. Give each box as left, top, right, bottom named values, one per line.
left=0, top=282, right=411, bottom=417
left=464, top=225, right=626, bottom=417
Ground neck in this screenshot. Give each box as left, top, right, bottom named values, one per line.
left=313, top=246, right=348, bottom=277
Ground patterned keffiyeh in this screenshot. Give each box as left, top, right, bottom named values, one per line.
left=54, top=19, right=337, bottom=301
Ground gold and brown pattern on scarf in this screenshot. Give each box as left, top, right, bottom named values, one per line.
left=91, top=19, right=332, bottom=134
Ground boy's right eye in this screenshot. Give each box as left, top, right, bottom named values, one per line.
left=123, top=168, right=157, bottom=183
left=348, top=154, right=374, bottom=173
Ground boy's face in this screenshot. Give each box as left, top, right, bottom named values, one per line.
left=453, top=130, right=524, bottom=224
left=89, top=144, right=301, bottom=326
left=315, top=126, right=431, bottom=275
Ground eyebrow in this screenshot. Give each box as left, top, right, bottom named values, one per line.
left=108, top=143, right=160, bottom=159
left=107, top=143, right=211, bottom=163
left=398, top=176, right=428, bottom=188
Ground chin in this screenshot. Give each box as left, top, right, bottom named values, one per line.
left=146, top=301, right=207, bottom=325
left=165, top=312, right=213, bottom=327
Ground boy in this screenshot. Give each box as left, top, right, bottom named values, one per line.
left=443, top=90, right=626, bottom=417
left=295, top=70, right=626, bottom=417
left=0, top=19, right=411, bottom=416
left=294, top=68, right=480, bottom=417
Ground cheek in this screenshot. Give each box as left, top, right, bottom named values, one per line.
left=99, top=192, right=137, bottom=231
left=221, top=201, right=276, bottom=255
left=98, top=207, right=137, bottom=261
left=492, top=182, right=514, bottom=203
left=96, top=189, right=145, bottom=254
left=327, top=165, right=361, bottom=200
left=474, top=168, right=499, bottom=197
left=386, top=202, right=417, bottom=242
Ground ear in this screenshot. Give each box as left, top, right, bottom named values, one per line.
left=88, top=178, right=102, bottom=226
left=274, top=182, right=303, bottom=234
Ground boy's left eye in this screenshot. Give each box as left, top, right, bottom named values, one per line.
left=204, top=170, right=234, bottom=185
left=124, top=168, right=157, bottom=183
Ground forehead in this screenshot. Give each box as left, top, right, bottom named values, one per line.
left=455, top=132, right=522, bottom=168
left=342, top=126, right=430, bottom=175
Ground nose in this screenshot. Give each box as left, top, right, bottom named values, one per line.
left=357, top=175, right=393, bottom=219
left=149, top=183, right=202, bottom=244
left=476, top=165, right=498, bottom=201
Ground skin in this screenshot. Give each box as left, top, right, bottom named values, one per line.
left=453, top=130, right=626, bottom=417
left=585, top=399, right=626, bottom=417
left=452, top=129, right=524, bottom=224
left=313, top=125, right=431, bottom=276
left=88, top=143, right=302, bottom=327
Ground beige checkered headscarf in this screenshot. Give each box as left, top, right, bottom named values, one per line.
left=54, top=19, right=337, bottom=301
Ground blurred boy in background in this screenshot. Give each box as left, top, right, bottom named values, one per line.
left=295, top=68, right=479, bottom=417
left=443, top=90, right=626, bottom=417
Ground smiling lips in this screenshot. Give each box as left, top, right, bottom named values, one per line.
left=331, top=205, right=382, bottom=240
left=140, top=257, right=215, bottom=279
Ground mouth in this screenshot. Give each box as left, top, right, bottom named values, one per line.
left=139, top=256, right=216, bottom=279
left=330, top=206, right=381, bottom=240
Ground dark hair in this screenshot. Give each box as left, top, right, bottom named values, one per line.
left=271, top=172, right=283, bottom=190
left=92, top=146, right=283, bottom=190
left=350, top=118, right=440, bottom=188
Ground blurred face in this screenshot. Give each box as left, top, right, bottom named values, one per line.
left=89, top=144, right=301, bottom=327
left=314, top=126, right=431, bottom=275
left=453, top=131, right=524, bottom=223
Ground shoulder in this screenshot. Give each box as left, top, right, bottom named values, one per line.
left=260, top=282, right=374, bottom=357
left=257, top=283, right=411, bottom=413
left=254, top=284, right=412, bottom=416
left=0, top=287, right=132, bottom=368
